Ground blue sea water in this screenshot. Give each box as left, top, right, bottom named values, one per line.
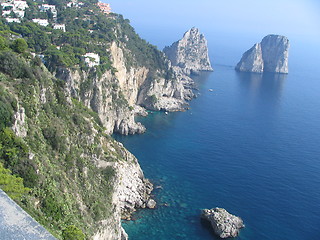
left=114, top=34, right=320, bottom=239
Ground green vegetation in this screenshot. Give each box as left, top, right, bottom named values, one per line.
left=0, top=50, right=118, bottom=238
left=11, top=38, right=28, bottom=54
left=62, top=225, right=85, bottom=240
left=0, top=0, right=171, bottom=78
left=0, top=162, right=30, bottom=200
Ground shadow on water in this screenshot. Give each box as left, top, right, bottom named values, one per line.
left=235, top=71, right=287, bottom=117
left=191, top=71, right=213, bottom=90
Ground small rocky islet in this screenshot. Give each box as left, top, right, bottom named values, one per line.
left=201, top=207, right=245, bottom=239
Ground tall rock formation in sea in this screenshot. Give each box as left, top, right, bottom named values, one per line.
left=236, top=34, right=289, bottom=73
left=163, top=27, right=213, bottom=75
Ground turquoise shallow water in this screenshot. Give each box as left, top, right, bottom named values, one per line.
left=114, top=38, right=320, bottom=239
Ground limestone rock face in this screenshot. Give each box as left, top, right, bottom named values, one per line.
left=235, top=43, right=264, bottom=73
left=136, top=72, right=193, bottom=112
left=93, top=141, right=155, bottom=240
left=56, top=67, right=146, bottom=135
left=201, top=208, right=244, bottom=238
left=57, top=40, right=199, bottom=133
left=163, top=27, right=213, bottom=75
left=112, top=143, right=154, bottom=218
left=12, top=107, right=27, bottom=138
left=236, top=34, right=289, bottom=73
left=261, top=35, right=289, bottom=73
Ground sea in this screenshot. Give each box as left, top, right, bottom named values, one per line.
left=114, top=28, right=320, bottom=240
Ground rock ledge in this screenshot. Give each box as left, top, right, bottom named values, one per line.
left=201, top=207, right=244, bottom=238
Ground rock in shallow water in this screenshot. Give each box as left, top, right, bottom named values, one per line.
left=146, top=199, right=157, bottom=209
left=201, top=207, right=244, bottom=238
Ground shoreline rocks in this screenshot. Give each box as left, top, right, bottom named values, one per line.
left=201, top=207, right=244, bottom=238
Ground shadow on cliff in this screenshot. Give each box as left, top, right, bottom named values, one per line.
left=199, top=217, right=222, bottom=240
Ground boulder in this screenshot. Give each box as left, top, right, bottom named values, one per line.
left=201, top=207, right=244, bottom=238
left=146, top=199, right=156, bottom=209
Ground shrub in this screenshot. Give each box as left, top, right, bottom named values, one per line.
left=62, top=225, right=85, bottom=240
left=0, top=36, right=9, bottom=50
left=0, top=51, right=33, bottom=79
left=0, top=162, right=30, bottom=201
left=11, top=38, right=28, bottom=54
left=0, top=101, right=13, bottom=131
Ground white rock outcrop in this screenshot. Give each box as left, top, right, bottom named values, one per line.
left=236, top=34, right=289, bottom=73
left=12, top=107, right=27, bottom=138
left=201, top=208, right=244, bottom=239
left=93, top=141, right=155, bottom=240
left=163, top=27, right=213, bottom=75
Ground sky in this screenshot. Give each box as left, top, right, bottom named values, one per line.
left=107, top=0, right=320, bottom=49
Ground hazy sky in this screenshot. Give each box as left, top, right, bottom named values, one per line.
left=107, top=0, right=320, bottom=46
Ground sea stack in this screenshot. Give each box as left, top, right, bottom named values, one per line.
left=163, top=27, right=213, bottom=75
left=236, top=34, right=289, bottom=73
left=201, top=208, right=245, bottom=239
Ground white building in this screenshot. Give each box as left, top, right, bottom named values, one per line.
left=32, top=18, right=49, bottom=27
left=2, top=10, right=12, bottom=17
left=1, top=0, right=28, bottom=18
left=39, top=4, right=57, bottom=18
left=1, top=3, right=14, bottom=10
left=39, top=4, right=55, bottom=12
left=13, top=9, right=25, bottom=18
left=53, top=23, right=66, bottom=32
left=5, top=17, right=21, bottom=23
left=67, top=0, right=84, bottom=8
left=13, top=0, right=28, bottom=10
left=83, top=53, right=100, bottom=67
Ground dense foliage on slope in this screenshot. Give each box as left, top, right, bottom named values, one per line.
left=0, top=47, right=121, bottom=238
left=0, top=0, right=168, bottom=74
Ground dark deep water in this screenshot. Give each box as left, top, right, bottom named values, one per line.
left=114, top=35, right=320, bottom=239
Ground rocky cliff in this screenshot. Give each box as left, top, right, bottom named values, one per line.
left=0, top=50, right=155, bottom=239
left=163, top=27, right=213, bottom=75
left=55, top=40, right=197, bottom=136
left=236, top=34, right=289, bottom=73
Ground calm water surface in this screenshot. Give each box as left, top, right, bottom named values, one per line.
left=114, top=37, right=320, bottom=240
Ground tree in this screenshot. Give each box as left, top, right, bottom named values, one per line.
left=11, top=38, right=28, bottom=53
left=0, top=162, right=30, bottom=200
left=0, top=36, right=8, bottom=51
left=62, top=225, right=85, bottom=240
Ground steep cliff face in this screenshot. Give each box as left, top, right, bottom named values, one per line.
left=56, top=38, right=197, bottom=133
left=0, top=55, right=155, bottom=239
left=163, top=27, right=213, bottom=75
left=236, top=34, right=289, bottom=73
left=234, top=43, right=264, bottom=73
left=261, top=35, right=289, bottom=73
left=109, top=42, right=149, bottom=107
left=93, top=141, right=154, bottom=240
left=136, top=71, right=193, bottom=112
left=55, top=66, right=146, bottom=135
